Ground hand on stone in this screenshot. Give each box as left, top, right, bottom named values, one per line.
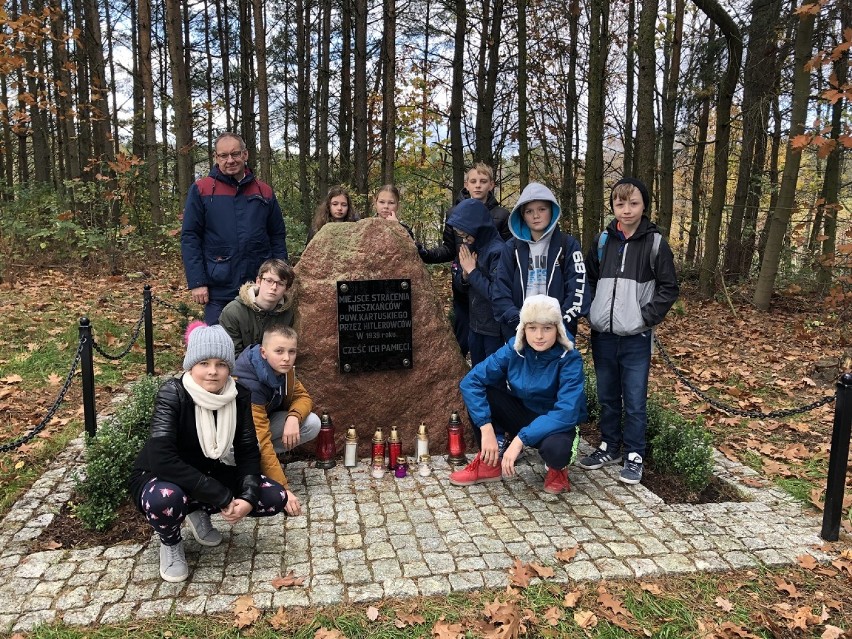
left=501, top=437, right=524, bottom=477
left=284, top=490, right=302, bottom=516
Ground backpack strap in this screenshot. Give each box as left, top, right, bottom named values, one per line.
left=598, top=228, right=660, bottom=274
left=596, top=230, right=608, bottom=262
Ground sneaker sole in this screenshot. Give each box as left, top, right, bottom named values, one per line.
left=160, top=567, right=189, bottom=583
left=448, top=475, right=503, bottom=487
left=576, top=457, right=622, bottom=470
left=186, top=517, right=223, bottom=547
left=618, top=474, right=642, bottom=485
left=543, top=485, right=571, bottom=494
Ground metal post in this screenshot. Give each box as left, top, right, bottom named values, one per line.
left=79, top=317, right=97, bottom=437
left=821, top=372, right=852, bottom=541
left=144, top=285, right=155, bottom=375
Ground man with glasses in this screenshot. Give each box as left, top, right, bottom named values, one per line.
left=181, top=132, right=288, bottom=324
left=219, top=259, right=296, bottom=358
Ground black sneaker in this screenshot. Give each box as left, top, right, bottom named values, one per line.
left=577, top=444, right=622, bottom=470
left=619, top=453, right=643, bottom=484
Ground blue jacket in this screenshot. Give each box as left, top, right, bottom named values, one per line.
left=492, top=183, right=589, bottom=338
left=181, top=166, right=288, bottom=304
left=460, top=338, right=585, bottom=448
left=447, top=199, right=504, bottom=337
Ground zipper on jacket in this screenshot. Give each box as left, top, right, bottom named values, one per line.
left=546, top=244, right=564, bottom=294
left=607, top=241, right=627, bottom=333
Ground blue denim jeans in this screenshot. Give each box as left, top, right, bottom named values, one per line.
left=590, top=330, right=652, bottom=458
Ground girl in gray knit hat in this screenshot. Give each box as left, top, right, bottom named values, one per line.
left=128, top=321, right=299, bottom=582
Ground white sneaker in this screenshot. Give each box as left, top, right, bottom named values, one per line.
left=159, top=541, right=189, bottom=582
left=186, top=510, right=223, bottom=547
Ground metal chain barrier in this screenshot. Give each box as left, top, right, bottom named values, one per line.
left=0, top=338, right=86, bottom=453
left=152, top=294, right=193, bottom=319
left=89, top=297, right=150, bottom=360
left=652, top=333, right=836, bottom=418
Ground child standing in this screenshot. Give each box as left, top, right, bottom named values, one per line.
left=307, top=185, right=360, bottom=243
left=449, top=295, right=585, bottom=494
left=128, top=323, right=300, bottom=583
left=448, top=198, right=505, bottom=366
left=492, top=182, right=589, bottom=341
left=233, top=325, right=321, bottom=489
left=577, top=177, right=679, bottom=484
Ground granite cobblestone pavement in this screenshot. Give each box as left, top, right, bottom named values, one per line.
left=0, top=436, right=829, bottom=633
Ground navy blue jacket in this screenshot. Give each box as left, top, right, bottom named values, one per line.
left=181, top=166, right=288, bottom=304
left=448, top=199, right=504, bottom=337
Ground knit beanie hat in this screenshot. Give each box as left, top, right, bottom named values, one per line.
left=610, top=177, right=650, bottom=212
left=183, top=321, right=236, bottom=371
left=514, top=295, right=573, bottom=353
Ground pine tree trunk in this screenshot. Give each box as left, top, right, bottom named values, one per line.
left=380, top=0, right=396, bottom=185
left=252, top=0, right=272, bottom=184
left=450, top=0, right=466, bottom=195
left=634, top=0, right=656, bottom=189
left=138, top=0, right=161, bottom=224
left=658, top=0, right=684, bottom=236
left=165, top=0, right=193, bottom=199
left=353, top=0, right=368, bottom=202
left=517, top=0, right=528, bottom=188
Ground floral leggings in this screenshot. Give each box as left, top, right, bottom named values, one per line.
left=139, top=476, right=287, bottom=545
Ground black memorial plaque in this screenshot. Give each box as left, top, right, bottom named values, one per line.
left=337, top=279, right=413, bottom=373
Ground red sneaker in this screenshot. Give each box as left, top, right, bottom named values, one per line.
left=449, top=452, right=502, bottom=486
left=543, top=467, right=571, bottom=494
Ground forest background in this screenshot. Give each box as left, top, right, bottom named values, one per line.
left=0, top=0, right=849, bottom=311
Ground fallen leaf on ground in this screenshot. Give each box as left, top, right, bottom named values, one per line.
left=563, top=590, right=582, bottom=608
left=798, top=554, right=818, bottom=569
left=774, top=577, right=801, bottom=598
left=1, top=374, right=22, bottom=384
left=366, top=605, right=379, bottom=621
left=790, top=605, right=821, bottom=631
left=432, top=617, right=465, bottom=639
left=555, top=546, right=578, bottom=562
left=232, top=595, right=260, bottom=629
left=315, top=629, right=347, bottom=639
left=509, top=558, right=533, bottom=588
left=639, top=582, right=662, bottom=595
left=395, top=611, right=426, bottom=628
left=573, top=610, right=597, bottom=628
left=268, top=606, right=288, bottom=630
left=543, top=606, right=563, bottom=626
left=529, top=562, right=554, bottom=578
left=822, top=625, right=845, bottom=639
left=271, top=570, right=305, bottom=588
left=47, top=373, right=62, bottom=385
left=718, top=621, right=761, bottom=638
left=598, top=590, right=632, bottom=617
left=715, top=596, right=734, bottom=612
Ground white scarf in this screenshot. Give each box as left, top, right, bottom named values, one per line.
left=182, top=373, right=238, bottom=466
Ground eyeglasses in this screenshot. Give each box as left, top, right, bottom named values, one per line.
left=216, top=151, right=245, bottom=160
left=454, top=230, right=474, bottom=242
left=260, top=277, right=285, bottom=288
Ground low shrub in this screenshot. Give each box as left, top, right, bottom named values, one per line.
left=646, top=397, right=715, bottom=493
left=74, top=375, right=162, bottom=531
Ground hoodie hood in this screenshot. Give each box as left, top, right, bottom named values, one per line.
left=508, top=182, right=561, bottom=242
left=447, top=198, right=500, bottom=252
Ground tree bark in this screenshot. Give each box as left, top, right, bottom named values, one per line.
left=449, top=0, right=467, bottom=195
left=252, top=0, right=272, bottom=183
left=582, top=0, right=609, bottom=251
left=657, top=0, right=683, bottom=237
left=753, top=9, right=816, bottom=309
left=50, top=4, right=81, bottom=183
left=316, top=0, right=331, bottom=195
left=634, top=0, right=656, bottom=189
left=560, top=0, right=580, bottom=233
left=517, top=0, right=528, bottom=188
left=296, top=0, right=312, bottom=221
left=380, top=0, right=396, bottom=185
left=215, top=0, right=232, bottom=132
left=474, top=0, right=503, bottom=167
left=695, top=0, right=743, bottom=298
left=165, top=0, right=193, bottom=199
left=353, top=0, right=368, bottom=201
left=624, top=0, right=636, bottom=175
left=339, top=0, right=353, bottom=183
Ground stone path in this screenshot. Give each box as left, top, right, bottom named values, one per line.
left=0, top=436, right=829, bottom=633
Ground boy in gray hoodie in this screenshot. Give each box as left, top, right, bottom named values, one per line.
left=492, top=182, right=590, bottom=341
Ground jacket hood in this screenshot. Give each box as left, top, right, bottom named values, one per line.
left=447, top=199, right=500, bottom=252
left=237, top=281, right=293, bottom=313
left=244, top=344, right=285, bottom=389
left=508, top=182, right=561, bottom=242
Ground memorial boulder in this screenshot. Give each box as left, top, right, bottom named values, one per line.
left=294, top=218, right=474, bottom=458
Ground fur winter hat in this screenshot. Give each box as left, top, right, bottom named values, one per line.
left=514, top=295, right=573, bottom=353
left=183, top=321, right=236, bottom=371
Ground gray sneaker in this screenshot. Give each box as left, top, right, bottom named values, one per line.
left=186, top=510, right=223, bottom=547
left=577, top=443, right=622, bottom=470
left=619, top=453, right=644, bottom=485
left=159, top=541, right=189, bottom=582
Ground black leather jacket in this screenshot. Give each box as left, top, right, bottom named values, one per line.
left=128, top=376, right=263, bottom=511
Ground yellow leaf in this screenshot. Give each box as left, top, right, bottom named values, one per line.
left=14, top=460, right=24, bottom=470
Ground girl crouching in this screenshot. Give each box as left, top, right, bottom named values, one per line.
left=128, top=322, right=298, bottom=582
